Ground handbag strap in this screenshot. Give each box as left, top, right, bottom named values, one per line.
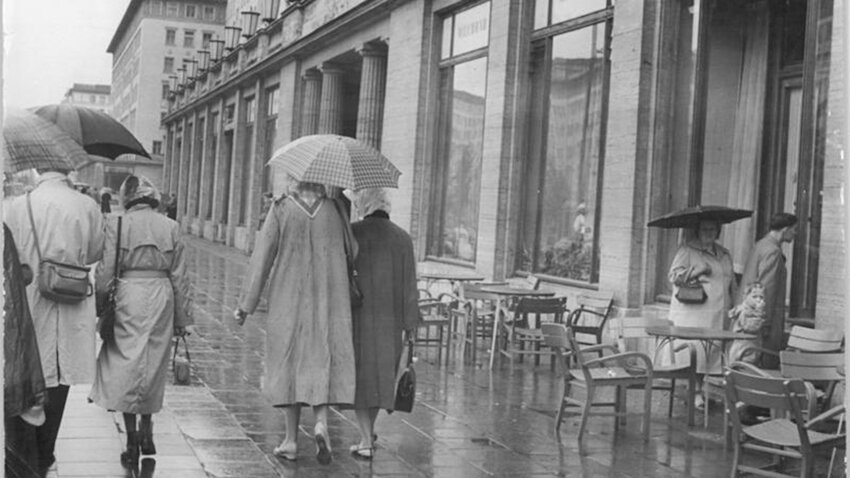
left=25, top=193, right=43, bottom=262
left=172, top=335, right=190, bottom=364
left=113, top=217, right=123, bottom=284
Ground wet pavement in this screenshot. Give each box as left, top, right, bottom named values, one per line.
left=53, top=236, right=844, bottom=477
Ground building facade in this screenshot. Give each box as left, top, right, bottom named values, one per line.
left=108, top=0, right=227, bottom=188
left=62, top=83, right=112, bottom=113
left=163, top=0, right=846, bottom=330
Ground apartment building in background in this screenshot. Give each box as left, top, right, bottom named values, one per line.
left=62, top=83, right=112, bottom=113
left=108, top=0, right=226, bottom=188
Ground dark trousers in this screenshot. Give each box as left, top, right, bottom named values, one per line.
left=35, top=385, right=70, bottom=472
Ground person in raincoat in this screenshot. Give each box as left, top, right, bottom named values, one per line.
left=4, top=167, right=105, bottom=475
left=234, top=177, right=356, bottom=465
left=88, top=175, right=193, bottom=466
left=668, top=219, right=736, bottom=407
left=348, top=188, right=419, bottom=459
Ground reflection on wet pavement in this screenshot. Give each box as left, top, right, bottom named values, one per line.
left=167, top=237, right=841, bottom=477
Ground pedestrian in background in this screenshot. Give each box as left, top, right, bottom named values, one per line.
left=234, top=176, right=356, bottom=465
left=4, top=167, right=105, bottom=476
left=738, top=213, right=797, bottom=369
left=88, top=175, right=193, bottom=466
left=348, top=188, right=419, bottom=460
left=100, top=191, right=112, bottom=214
left=668, top=219, right=735, bottom=408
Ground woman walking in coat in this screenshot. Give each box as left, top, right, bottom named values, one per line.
left=89, top=176, right=193, bottom=466
left=234, top=178, right=356, bottom=465
left=348, top=189, right=419, bottom=459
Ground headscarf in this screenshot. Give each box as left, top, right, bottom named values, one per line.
left=354, top=188, right=391, bottom=217
left=119, top=174, right=160, bottom=208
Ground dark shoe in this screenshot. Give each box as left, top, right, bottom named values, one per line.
left=314, top=426, right=332, bottom=465
left=139, top=427, right=156, bottom=455
left=120, top=431, right=140, bottom=466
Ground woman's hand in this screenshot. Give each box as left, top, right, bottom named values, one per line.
left=687, top=264, right=712, bottom=281
left=174, top=326, right=187, bottom=337
left=233, top=308, right=248, bottom=326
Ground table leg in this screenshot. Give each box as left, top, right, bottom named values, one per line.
left=489, top=302, right=506, bottom=370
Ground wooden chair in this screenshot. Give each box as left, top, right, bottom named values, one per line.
left=500, top=297, right=567, bottom=367
left=459, top=283, right=505, bottom=363
left=416, top=294, right=452, bottom=365
left=541, top=323, right=654, bottom=442
left=725, top=369, right=844, bottom=478
left=779, top=351, right=844, bottom=415
left=566, top=291, right=614, bottom=350
left=786, top=326, right=844, bottom=353
left=615, top=317, right=698, bottom=426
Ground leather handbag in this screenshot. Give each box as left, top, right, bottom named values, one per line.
left=393, top=339, right=416, bottom=413
left=172, top=335, right=191, bottom=385
left=98, top=217, right=122, bottom=343
left=333, top=199, right=364, bottom=309
left=27, top=193, right=92, bottom=303
left=676, top=280, right=707, bottom=304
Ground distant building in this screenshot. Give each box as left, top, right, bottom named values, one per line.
left=107, top=0, right=226, bottom=188
left=62, top=83, right=112, bottom=113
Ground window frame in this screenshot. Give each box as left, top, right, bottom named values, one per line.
left=163, top=56, right=174, bottom=73
left=426, top=1, right=492, bottom=265
left=183, top=30, right=195, bottom=48
left=185, top=4, right=197, bottom=18
left=203, top=5, right=215, bottom=20
left=165, top=28, right=176, bottom=45
left=515, top=4, right=614, bottom=285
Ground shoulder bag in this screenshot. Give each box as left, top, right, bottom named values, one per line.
left=26, top=193, right=92, bottom=303
left=98, top=217, right=122, bottom=343
left=332, top=199, right=364, bottom=309
left=393, top=339, right=416, bottom=413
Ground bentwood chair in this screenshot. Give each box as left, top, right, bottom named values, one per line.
left=416, top=293, right=453, bottom=365
left=566, top=291, right=614, bottom=351
left=725, top=369, right=843, bottom=478
left=542, top=323, right=654, bottom=442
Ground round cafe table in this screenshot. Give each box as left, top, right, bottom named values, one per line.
left=646, top=325, right=755, bottom=428
left=418, top=271, right=485, bottom=296
left=476, top=285, right=555, bottom=369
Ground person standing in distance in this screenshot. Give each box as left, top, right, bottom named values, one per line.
left=738, top=213, right=797, bottom=369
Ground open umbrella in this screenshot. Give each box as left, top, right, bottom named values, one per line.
left=32, top=104, right=150, bottom=159
left=647, top=205, right=753, bottom=229
left=3, top=110, right=90, bottom=173
left=267, top=134, right=401, bottom=190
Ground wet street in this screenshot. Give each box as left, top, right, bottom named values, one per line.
left=54, top=236, right=840, bottom=477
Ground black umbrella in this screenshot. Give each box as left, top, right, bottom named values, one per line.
left=32, top=104, right=150, bottom=159
left=647, top=205, right=753, bottom=229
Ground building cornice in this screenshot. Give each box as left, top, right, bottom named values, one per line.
left=163, top=0, right=394, bottom=124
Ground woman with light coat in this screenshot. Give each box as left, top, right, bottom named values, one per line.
left=89, top=175, right=193, bottom=466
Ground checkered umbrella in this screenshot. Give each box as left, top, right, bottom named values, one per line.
left=3, top=110, right=90, bottom=174
left=267, top=135, right=401, bottom=190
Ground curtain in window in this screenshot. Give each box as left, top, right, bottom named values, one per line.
left=726, top=1, right=769, bottom=272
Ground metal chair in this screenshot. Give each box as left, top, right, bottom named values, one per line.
left=725, top=368, right=844, bottom=478
left=416, top=294, right=452, bottom=365
left=566, top=291, right=614, bottom=351
left=542, top=323, right=654, bottom=442
left=500, top=297, right=567, bottom=368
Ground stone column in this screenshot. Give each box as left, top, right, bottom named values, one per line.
left=210, top=98, right=228, bottom=241
left=317, top=63, right=344, bottom=135
left=186, top=110, right=202, bottom=222
left=301, top=69, right=322, bottom=136
left=170, top=122, right=182, bottom=197
left=163, top=125, right=174, bottom=192
left=356, top=42, right=388, bottom=149
left=176, top=117, right=190, bottom=222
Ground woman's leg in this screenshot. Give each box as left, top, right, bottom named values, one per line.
left=313, top=405, right=332, bottom=464
left=353, top=407, right=379, bottom=452
left=120, top=413, right=139, bottom=464
left=273, top=405, right=299, bottom=460
left=139, top=414, right=156, bottom=455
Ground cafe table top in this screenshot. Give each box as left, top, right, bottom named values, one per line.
left=645, top=325, right=756, bottom=342
left=476, top=285, right=556, bottom=297
left=418, top=271, right=486, bottom=282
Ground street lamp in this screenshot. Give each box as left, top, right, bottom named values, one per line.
left=185, top=59, right=198, bottom=80
left=224, top=25, right=242, bottom=51
left=263, top=0, right=281, bottom=23
left=197, top=50, right=210, bottom=72
left=210, top=39, right=225, bottom=62
left=177, top=66, right=187, bottom=85
left=241, top=10, right=261, bottom=38
left=168, top=75, right=178, bottom=92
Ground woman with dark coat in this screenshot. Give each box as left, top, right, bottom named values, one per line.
left=348, top=188, right=419, bottom=459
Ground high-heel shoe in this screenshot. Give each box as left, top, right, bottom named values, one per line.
left=139, top=422, right=156, bottom=455
left=314, top=424, right=332, bottom=465
left=120, top=431, right=140, bottom=466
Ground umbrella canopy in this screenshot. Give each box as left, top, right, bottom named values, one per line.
left=3, top=110, right=90, bottom=174
left=267, top=134, right=401, bottom=190
left=647, top=205, right=753, bottom=229
left=32, top=104, right=150, bottom=159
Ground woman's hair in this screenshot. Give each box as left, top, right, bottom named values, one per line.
left=690, top=219, right=722, bottom=240
left=355, top=188, right=391, bottom=217
left=769, top=213, right=797, bottom=231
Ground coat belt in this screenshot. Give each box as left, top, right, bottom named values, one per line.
left=121, top=270, right=169, bottom=279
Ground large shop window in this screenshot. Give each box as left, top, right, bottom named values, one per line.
left=518, top=3, right=611, bottom=283
left=427, top=1, right=490, bottom=264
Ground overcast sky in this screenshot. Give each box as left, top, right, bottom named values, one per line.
left=4, top=0, right=131, bottom=110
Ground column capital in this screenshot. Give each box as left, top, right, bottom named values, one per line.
left=302, top=68, right=322, bottom=81
left=357, top=41, right=388, bottom=58
left=319, top=62, right=345, bottom=75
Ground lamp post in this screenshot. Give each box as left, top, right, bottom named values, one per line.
left=168, top=75, right=178, bottom=93
left=177, top=66, right=187, bottom=86
left=224, top=25, right=242, bottom=51
left=241, top=10, right=261, bottom=38
left=185, top=59, right=198, bottom=80
left=197, top=50, right=210, bottom=72
left=263, top=0, right=281, bottom=23
left=210, top=39, right=225, bottom=62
